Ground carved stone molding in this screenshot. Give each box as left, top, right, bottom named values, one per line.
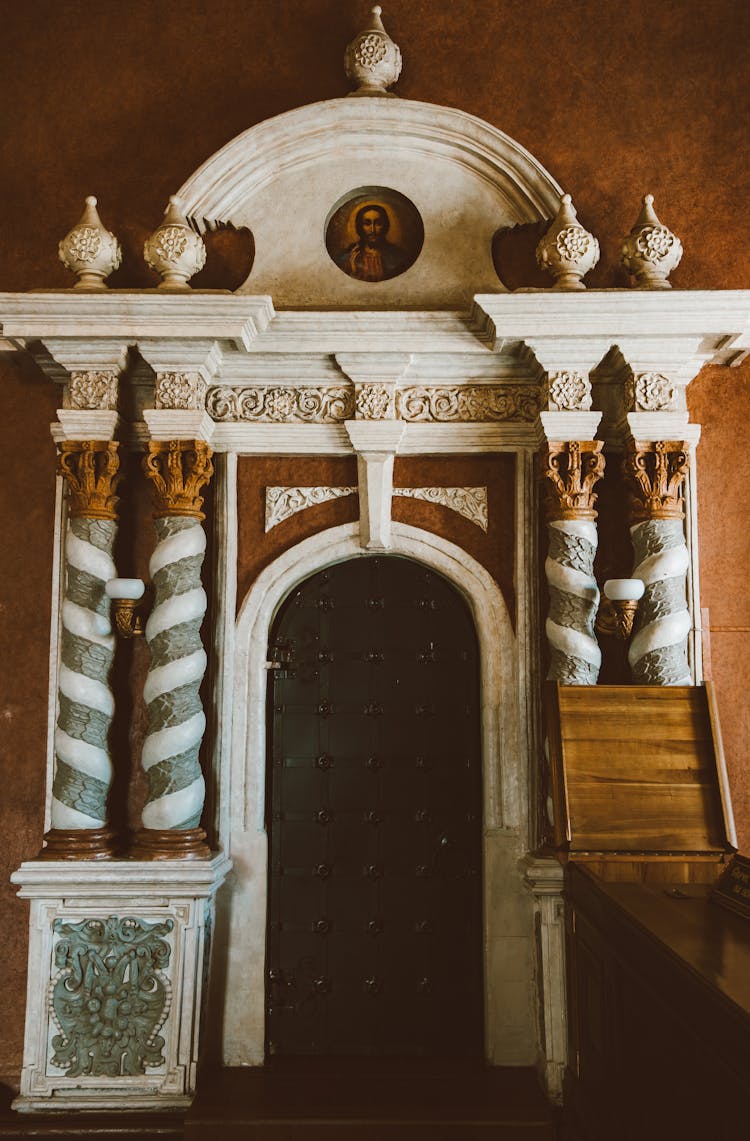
left=396, top=486, right=489, bottom=531
left=396, top=385, right=538, bottom=422
left=265, top=486, right=357, bottom=531
left=58, top=440, right=121, bottom=519
left=541, top=371, right=592, bottom=412
left=206, top=385, right=354, bottom=423
left=143, top=440, right=214, bottom=519
left=626, top=371, right=677, bottom=413
left=48, top=916, right=173, bottom=1077
left=155, top=371, right=208, bottom=411
left=355, top=383, right=394, bottom=420
left=264, top=485, right=489, bottom=532
left=68, top=370, right=119, bottom=411
left=540, top=440, right=605, bottom=521
left=625, top=439, right=689, bottom=521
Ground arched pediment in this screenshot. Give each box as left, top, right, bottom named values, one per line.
left=177, top=97, right=563, bottom=308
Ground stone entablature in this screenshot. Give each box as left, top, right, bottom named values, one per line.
left=2, top=291, right=749, bottom=452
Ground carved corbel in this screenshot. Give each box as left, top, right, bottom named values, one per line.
left=140, top=340, right=222, bottom=441
left=345, top=420, right=405, bottom=550
left=335, top=352, right=412, bottom=422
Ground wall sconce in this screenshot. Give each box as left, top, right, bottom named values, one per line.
left=596, top=578, right=645, bottom=641
left=105, top=578, right=146, bottom=638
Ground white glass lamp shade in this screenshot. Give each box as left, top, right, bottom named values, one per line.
left=105, top=577, right=146, bottom=600
left=603, top=578, right=645, bottom=602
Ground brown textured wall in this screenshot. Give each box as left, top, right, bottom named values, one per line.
left=1, top=0, right=749, bottom=1080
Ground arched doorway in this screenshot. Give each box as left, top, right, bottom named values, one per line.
left=265, top=555, right=483, bottom=1056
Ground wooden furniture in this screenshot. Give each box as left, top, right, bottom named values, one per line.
left=545, top=683, right=737, bottom=882
left=545, top=683, right=747, bottom=1139
left=565, top=866, right=750, bottom=1141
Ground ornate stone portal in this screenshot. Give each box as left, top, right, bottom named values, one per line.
left=4, top=10, right=750, bottom=1118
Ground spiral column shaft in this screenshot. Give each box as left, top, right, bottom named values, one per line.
left=141, top=515, right=208, bottom=829
left=52, top=516, right=116, bottom=827
left=540, top=440, right=605, bottom=685
left=625, top=440, right=691, bottom=685
left=46, top=441, right=121, bottom=855
left=136, top=439, right=213, bottom=857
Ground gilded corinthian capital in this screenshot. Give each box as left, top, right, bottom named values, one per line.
left=625, top=439, right=689, bottom=522
left=143, top=439, right=214, bottom=519
left=540, top=440, right=605, bottom=521
left=57, top=440, right=121, bottom=519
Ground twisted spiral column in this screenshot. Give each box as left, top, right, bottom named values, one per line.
left=540, top=440, right=605, bottom=684
left=626, top=440, right=692, bottom=685
left=133, top=440, right=213, bottom=859
left=46, top=441, right=120, bottom=858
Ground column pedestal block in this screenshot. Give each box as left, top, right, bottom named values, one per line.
left=10, top=854, right=230, bottom=1113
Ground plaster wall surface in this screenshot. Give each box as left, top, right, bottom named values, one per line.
left=1, top=0, right=749, bottom=1081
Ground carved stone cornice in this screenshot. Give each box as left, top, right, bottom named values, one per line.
left=540, top=440, right=605, bottom=521
left=57, top=440, right=121, bottom=519
left=625, top=439, right=690, bottom=522
left=143, top=440, right=214, bottom=519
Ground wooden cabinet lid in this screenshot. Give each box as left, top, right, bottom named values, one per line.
left=545, top=683, right=737, bottom=854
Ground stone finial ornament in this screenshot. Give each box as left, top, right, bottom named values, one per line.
left=621, top=194, right=683, bottom=289
left=58, top=196, right=122, bottom=289
left=345, top=5, right=402, bottom=96
left=535, top=194, right=600, bottom=290
left=144, top=196, right=207, bottom=290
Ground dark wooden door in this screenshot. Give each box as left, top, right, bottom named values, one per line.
left=265, top=556, right=483, bottom=1056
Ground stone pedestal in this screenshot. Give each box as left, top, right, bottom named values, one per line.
left=10, top=855, right=229, bottom=1112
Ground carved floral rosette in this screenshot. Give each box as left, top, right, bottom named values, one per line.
left=356, top=383, right=394, bottom=419
left=621, top=195, right=683, bottom=289
left=48, top=916, right=174, bottom=1077
left=625, top=371, right=677, bottom=413
left=68, top=371, right=119, bottom=411
left=344, top=5, right=402, bottom=95
left=541, top=371, right=592, bottom=412
left=155, top=372, right=207, bottom=411
left=58, top=197, right=122, bottom=289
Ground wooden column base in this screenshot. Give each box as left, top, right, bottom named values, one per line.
left=129, top=827, right=210, bottom=860
left=38, top=827, right=116, bottom=860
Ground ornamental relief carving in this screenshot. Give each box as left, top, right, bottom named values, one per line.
left=58, top=440, right=121, bottom=519
left=143, top=439, right=214, bottom=519
left=206, top=386, right=355, bottom=423
left=205, top=384, right=538, bottom=424
left=265, top=485, right=488, bottom=532
left=68, top=371, right=119, bottom=411
left=395, top=385, right=539, bottom=422
left=625, top=439, right=689, bottom=521
left=540, top=440, right=605, bottom=521
left=48, top=916, right=174, bottom=1078
left=627, top=371, right=677, bottom=412
left=155, top=371, right=207, bottom=411
left=541, top=371, right=592, bottom=412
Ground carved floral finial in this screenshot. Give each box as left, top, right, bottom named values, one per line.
left=58, top=196, right=122, bottom=289
left=535, top=194, right=600, bottom=290
left=143, top=196, right=207, bottom=290
left=345, top=5, right=402, bottom=96
left=621, top=194, right=683, bottom=289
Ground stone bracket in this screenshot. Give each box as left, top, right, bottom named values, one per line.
left=345, top=420, right=405, bottom=550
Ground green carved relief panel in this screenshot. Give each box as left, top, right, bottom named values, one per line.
left=49, top=916, right=174, bottom=1078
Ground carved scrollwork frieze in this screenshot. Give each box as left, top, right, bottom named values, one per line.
left=206, top=385, right=355, bottom=423
left=395, top=385, right=539, bottom=422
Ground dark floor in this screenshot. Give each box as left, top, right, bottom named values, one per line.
left=2, top=1061, right=560, bottom=1139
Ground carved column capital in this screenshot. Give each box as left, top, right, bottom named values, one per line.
left=625, top=439, right=689, bottom=522
left=540, top=440, right=605, bottom=521
left=58, top=440, right=121, bottom=519
left=143, top=440, right=214, bottom=519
